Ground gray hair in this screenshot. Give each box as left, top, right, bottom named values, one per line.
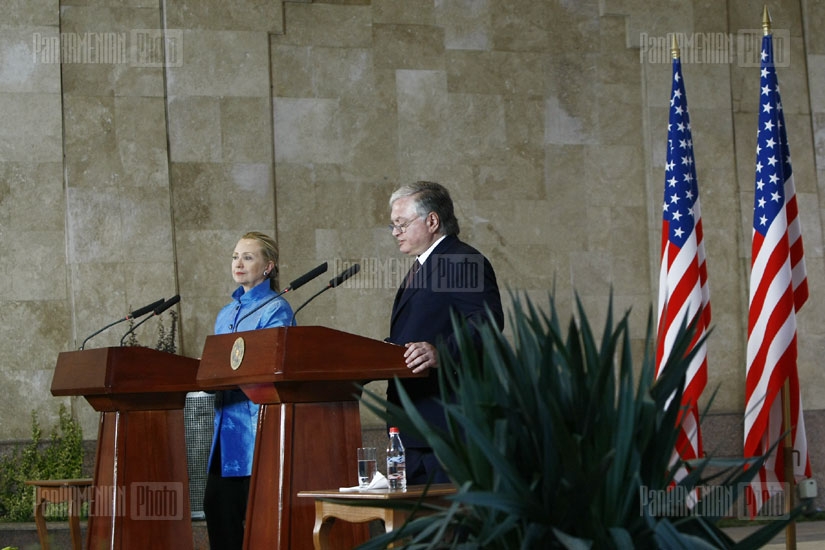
left=389, top=181, right=460, bottom=237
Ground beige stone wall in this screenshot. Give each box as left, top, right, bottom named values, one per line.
left=164, top=0, right=284, bottom=364
left=1, top=0, right=70, bottom=436
left=1, top=0, right=824, bottom=495
left=58, top=2, right=177, bottom=433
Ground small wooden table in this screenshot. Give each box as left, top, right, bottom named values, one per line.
left=297, top=484, right=456, bottom=550
left=25, top=478, right=93, bottom=550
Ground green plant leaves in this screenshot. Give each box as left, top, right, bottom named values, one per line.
left=0, top=404, right=83, bottom=522
left=359, top=291, right=800, bottom=549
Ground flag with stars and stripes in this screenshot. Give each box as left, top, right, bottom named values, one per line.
left=743, top=31, right=810, bottom=517
left=655, top=49, right=710, bottom=476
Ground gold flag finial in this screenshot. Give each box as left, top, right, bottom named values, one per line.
left=671, top=34, right=680, bottom=59
left=762, top=5, right=772, bottom=35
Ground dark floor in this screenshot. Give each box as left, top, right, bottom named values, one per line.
left=0, top=519, right=209, bottom=550
left=2, top=518, right=824, bottom=549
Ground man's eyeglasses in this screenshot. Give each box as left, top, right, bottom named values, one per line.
left=387, top=216, right=420, bottom=233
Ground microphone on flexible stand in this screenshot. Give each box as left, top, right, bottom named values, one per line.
left=120, top=295, right=181, bottom=346
left=232, top=262, right=329, bottom=331
left=282, top=262, right=330, bottom=294
left=79, top=298, right=165, bottom=350
left=290, top=263, right=360, bottom=324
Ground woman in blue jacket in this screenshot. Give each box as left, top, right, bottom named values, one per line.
left=203, top=231, right=294, bottom=549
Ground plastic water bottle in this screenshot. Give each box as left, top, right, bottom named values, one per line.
left=386, top=427, right=406, bottom=490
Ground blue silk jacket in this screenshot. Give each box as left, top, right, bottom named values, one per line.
left=208, top=280, right=294, bottom=477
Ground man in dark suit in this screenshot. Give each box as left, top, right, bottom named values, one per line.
left=387, top=181, right=504, bottom=484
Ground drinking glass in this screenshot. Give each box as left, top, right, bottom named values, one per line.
left=357, top=447, right=377, bottom=489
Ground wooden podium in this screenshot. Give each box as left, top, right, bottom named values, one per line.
left=198, top=326, right=414, bottom=550
left=51, top=347, right=200, bottom=549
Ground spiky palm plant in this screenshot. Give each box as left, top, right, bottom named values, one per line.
left=359, top=292, right=798, bottom=549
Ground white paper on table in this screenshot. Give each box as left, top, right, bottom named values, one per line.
left=339, top=471, right=390, bottom=492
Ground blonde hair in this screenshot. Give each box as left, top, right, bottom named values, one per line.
left=241, top=231, right=280, bottom=289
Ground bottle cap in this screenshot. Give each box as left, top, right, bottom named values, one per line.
left=389, top=427, right=399, bottom=434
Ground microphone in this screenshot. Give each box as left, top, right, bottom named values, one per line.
left=282, top=262, right=329, bottom=293
left=291, top=263, right=360, bottom=323
left=329, top=263, right=360, bottom=288
left=129, top=300, right=166, bottom=319
left=154, top=294, right=181, bottom=315
left=79, top=298, right=164, bottom=350
left=232, top=262, right=329, bottom=331
left=120, top=295, right=180, bottom=346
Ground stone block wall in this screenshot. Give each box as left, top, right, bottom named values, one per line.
left=1, top=0, right=823, bottom=509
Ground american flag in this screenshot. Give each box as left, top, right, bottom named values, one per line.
left=655, top=47, right=710, bottom=473
left=743, top=30, right=810, bottom=516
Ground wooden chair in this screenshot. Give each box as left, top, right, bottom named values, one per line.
left=25, top=478, right=93, bottom=550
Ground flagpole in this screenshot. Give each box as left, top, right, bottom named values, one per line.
left=763, top=6, right=798, bottom=548
left=782, top=380, right=796, bottom=549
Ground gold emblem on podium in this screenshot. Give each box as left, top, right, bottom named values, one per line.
left=230, top=337, right=245, bottom=370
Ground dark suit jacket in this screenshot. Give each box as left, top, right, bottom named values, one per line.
left=387, top=234, right=504, bottom=447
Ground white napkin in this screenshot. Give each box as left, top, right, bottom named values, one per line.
left=339, top=471, right=390, bottom=492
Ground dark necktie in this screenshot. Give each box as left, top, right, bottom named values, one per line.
left=405, top=259, right=421, bottom=289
